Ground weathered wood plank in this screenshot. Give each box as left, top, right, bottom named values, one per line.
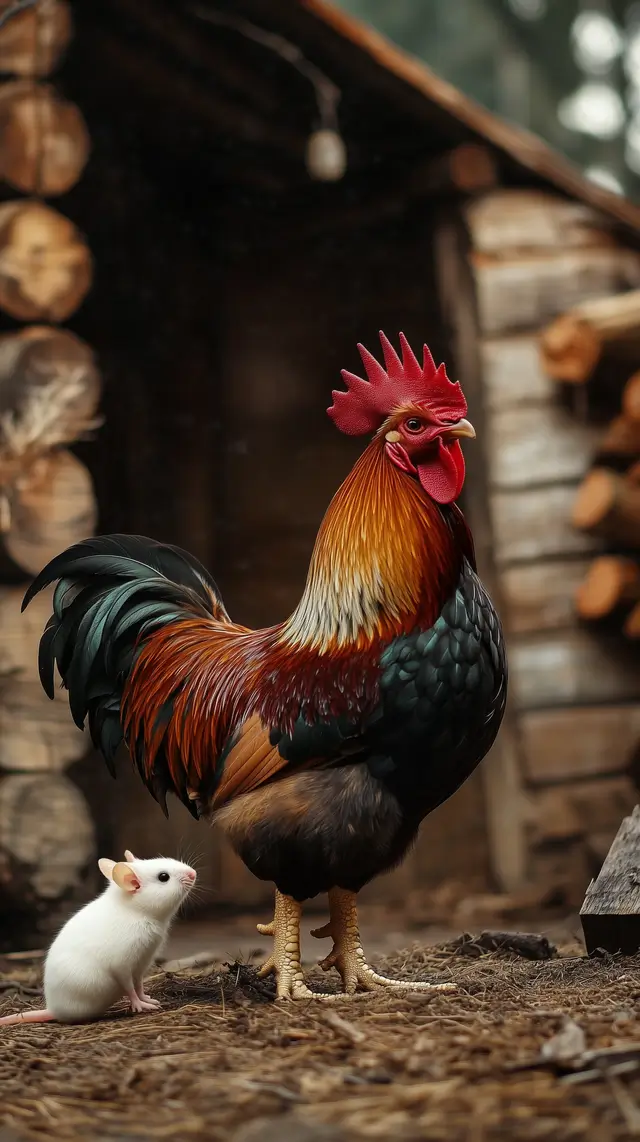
left=500, top=559, right=590, bottom=634
left=472, top=248, right=640, bottom=336
left=486, top=404, right=599, bottom=489
left=491, top=485, right=600, bottom=564
left=511, top=629, right=640, bottom=709
left=528, top=777, right=636, bottom=844
left=481, top=336, right=557, bottom=409
left=521, top=705, right=640, bottom=783
left=580, top=805, right=640, bottom=954
left=465, top=191, right=614, bottom=255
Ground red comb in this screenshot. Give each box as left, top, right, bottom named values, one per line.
left=327, top=332, right=467, bottom=436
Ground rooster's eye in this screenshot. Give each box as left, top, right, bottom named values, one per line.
left=405, top=417, right=424, bottom=434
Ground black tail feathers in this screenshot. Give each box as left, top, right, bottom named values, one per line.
left=23, top=535, right=228, bottom=791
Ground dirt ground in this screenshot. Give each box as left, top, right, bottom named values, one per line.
left=1, top=917, right=640, bottom=1142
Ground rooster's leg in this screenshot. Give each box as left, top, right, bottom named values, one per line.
left=256, top=889, right=334, bottom=1000
left=311, top=887, right=456, bottom=996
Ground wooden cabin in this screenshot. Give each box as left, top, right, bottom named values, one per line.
left=2, top=0, right=640, bottom=945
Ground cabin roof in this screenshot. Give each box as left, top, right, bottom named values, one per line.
left=298, top=0, right=640, bottom=233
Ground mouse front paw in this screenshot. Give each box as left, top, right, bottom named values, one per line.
left=127, top=990, right=161, bottom=1014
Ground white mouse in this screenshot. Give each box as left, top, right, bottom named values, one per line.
left=0, top=850, right=196, bottom=1025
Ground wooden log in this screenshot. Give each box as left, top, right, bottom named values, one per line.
left=622, top=370, right=640, bottom=422
left=411, top=143, right=498, bottom=196
left=595, top=416, right=640, bottom=468
left=486, top=404, right=598, bottom=490
left=465, top=191, right=616, bottom=256
left=623, top=601, right=640, bottom=638
left=471, top=247, right=640, bottom=336
left=521, top=705, right=640, bottom=784
left=4, top=449, right=97, bottom=575
left=0, top=201, right=92, bottom=322
left=539, top=291, right=640, bottom=384
left=510, top=628, right=640, bottom=709
left=481, top=336, right=557, bottom=410
left=500, top=559, right=592, bottom=634
left=0, top=772, right=95, bottom=949
left=0, top=584, right=86, bottom=771
left=0, top=326, right=101, bottom=485
left=575, top=556, right=640, bottom=620
left=0, top=677, right=87, bottom=771
left=580, top=805, right=640, bottom=955
left=0, top=80, right=89, bottom=195
left=0, top=0, right=72, bottom=78
left=0, top=583, right=51, bottom=675
left=572, top=468, right=640, bottom=546
left=492, top=485, right=599, bottom=564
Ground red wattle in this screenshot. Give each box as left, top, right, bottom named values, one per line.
left=417, top=440, right=465, bottom=504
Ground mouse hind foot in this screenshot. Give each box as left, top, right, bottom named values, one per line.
left=0, top=1008, right=54, bottom=1025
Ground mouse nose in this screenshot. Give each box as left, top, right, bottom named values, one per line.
left=186, top=869, right=197, bottom=882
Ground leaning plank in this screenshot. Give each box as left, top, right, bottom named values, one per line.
left=465, top=191, right=614, bottom=256
left=580, top=805, right=640, bottom=955
left=510, top=629, right=640, bottom=709
left=491, top=485, right=600, bottom=564
left=500, top=559, right=592, bottom=634
left=521, top=705, right=640, bottom=783
left=481, top=336, right=557, bottom=410
left=472, top=248, right=640, bottom=336
left=486, top=404, right=599, bottom=490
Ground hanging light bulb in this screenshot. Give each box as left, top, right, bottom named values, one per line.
left=305, top=128, right=347, bottom=182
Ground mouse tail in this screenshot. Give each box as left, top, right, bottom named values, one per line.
left=0, top=1008, right=54, bottom=1025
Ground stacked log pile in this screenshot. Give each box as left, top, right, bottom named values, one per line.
left=463, top=189, right=640, bottom=905
left=0, top=2, right=100, bottom=948
left=541, top=294, right=640, bottom=637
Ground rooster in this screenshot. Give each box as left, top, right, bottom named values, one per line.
left=24, top=332, right=506, bottom=1000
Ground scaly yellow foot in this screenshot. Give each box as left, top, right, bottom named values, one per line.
left=256, top=889, right=334, bottom=1000
left=311, top=887, right=457, bottom=996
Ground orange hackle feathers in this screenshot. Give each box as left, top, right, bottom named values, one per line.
left=122, top=433, right=468, bottom=809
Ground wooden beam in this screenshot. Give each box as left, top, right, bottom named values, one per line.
left=521, top=705, right=640, bottom=784
left=580, top=805, right=640, bottom=955
left=434, top=210, right=528, bottom=893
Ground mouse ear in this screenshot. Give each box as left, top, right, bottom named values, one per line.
left=98, top=858, right=116, bottom=881
left=124, top=850, right=136, bottom=863
left=112, top=862, right=141, bottom=894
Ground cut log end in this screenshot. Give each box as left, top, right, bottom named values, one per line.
left=575, top=556, right=640, bottom=619
left=572, top=469, right=617, bottom=531
left=539, top=315, right=600, bottom=384
left=622, top=370, right=640, bottom=422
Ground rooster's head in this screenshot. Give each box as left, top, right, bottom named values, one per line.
left=328, top=332, right=474, bottom=504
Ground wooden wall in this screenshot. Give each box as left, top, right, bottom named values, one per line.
left=464, top=189, right=640, bottom=904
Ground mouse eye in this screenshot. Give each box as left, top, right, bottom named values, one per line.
left=158, top=871, right=170, bottom=882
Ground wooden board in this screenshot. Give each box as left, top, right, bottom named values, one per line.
left=472, top=248, right=640, bottom=336
left=499, top=559, right=591, bottom=634
left=486, top=404, right=599, bottom=490
left=480, top=336, right=557, bottom=410
left=465, top=191, right=614, bottom=256
left=521, top=705, right=640, bottom=783
left=510, top=629, right=640, bottom=710
left=491, top=485, right=600, bottom=564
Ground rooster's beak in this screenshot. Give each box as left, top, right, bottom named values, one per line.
left=442, top=418, right=475, bottom=441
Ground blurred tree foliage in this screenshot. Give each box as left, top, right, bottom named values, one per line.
left=336, top=0, right=640, bottom=202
